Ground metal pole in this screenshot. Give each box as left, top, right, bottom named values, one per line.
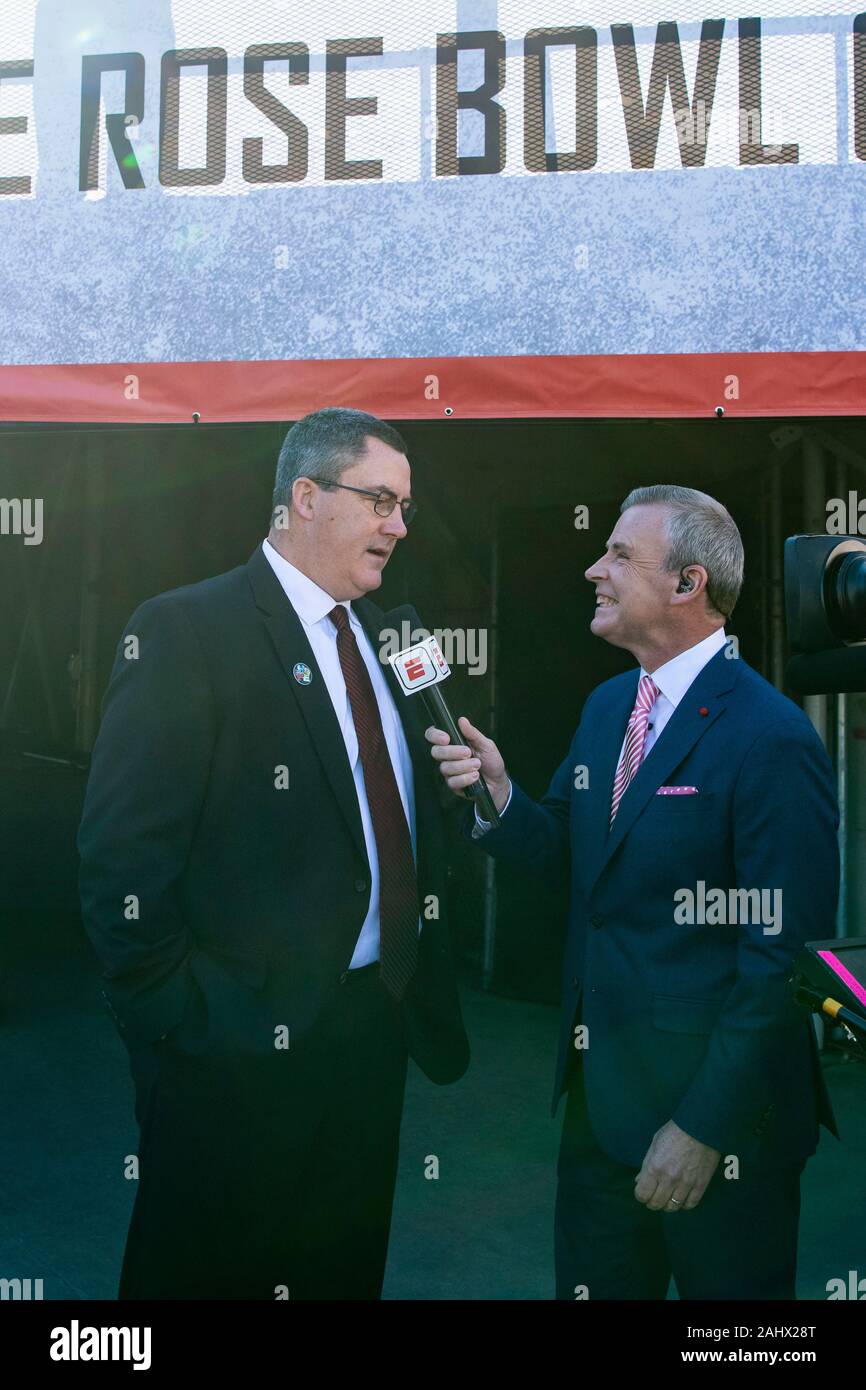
left=802, top=437, right=827, bottom=745
left=834, top=456, right=848, bottom=938
left=0, top=452, right=73, bottom=740
left=801, top=436, right=828, bottom=1049
left=769, top=460, right=785, bottom=690
left=481, top=500, right=499, bottom=991
left=760, top=463, right=768, bottom=677
left=75, top=436, right=104, bottom=751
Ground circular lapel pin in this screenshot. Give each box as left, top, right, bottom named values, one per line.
left=293, top=662, right=313, bottom=685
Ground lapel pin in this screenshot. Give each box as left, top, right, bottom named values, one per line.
left=293, top=662, right=313, bottom=685
left=699, top=706, right=709, bottom=716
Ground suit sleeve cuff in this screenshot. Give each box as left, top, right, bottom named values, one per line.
left=471, top=781, right=512, bottom=837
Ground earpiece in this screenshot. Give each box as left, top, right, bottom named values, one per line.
left=677, top=573, right=694, bottom=593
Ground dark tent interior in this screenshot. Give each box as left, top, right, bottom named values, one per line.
left=3, top=414, right=865, bottom=991
left=2, top=414, right=864, bottom=1299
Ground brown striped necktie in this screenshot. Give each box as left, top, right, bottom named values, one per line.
left=328, top=605, right=419, bottom=998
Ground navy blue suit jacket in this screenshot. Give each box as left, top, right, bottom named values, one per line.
left=467, top=646, right=840, bottom=1170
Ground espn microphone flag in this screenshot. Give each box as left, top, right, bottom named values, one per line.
left=390, top=636, right=451, bottom=694
left=385, top=609, right=500, bottom=828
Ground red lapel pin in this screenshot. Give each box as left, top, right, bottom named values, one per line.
left=699, top=706, right=709, bottom=716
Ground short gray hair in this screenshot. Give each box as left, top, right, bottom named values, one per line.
left=620, top=484, right=743, bottom=619
left=272, top=407, right=408, bottom=517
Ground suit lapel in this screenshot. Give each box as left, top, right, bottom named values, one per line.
left=586, top=647, right=740, bottom=896
left=245, top=546, right=368, bottom=864
left=582, top=672, right=640, bottom=894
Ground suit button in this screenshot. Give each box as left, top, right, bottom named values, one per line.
left=355, top=878, right=368, bottom=893
left=590, top=914, right=604, bottom=929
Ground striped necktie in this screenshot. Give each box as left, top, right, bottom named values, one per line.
left=610, top=674, right=659, bottom=827
left=328, top=604, right=419, bottom=999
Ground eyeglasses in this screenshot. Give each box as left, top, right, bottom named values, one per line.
left=313, top=480, right=417, bottom=524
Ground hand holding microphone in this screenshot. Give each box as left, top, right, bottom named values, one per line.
left=384, top=605, right=506, bottom=826
left=424, top=716, right=511, bottom=818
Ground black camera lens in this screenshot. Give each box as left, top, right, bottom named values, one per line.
left=824, top=551, right=866, bottom=641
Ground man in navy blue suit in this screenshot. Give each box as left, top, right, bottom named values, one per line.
left=427, top=484, right=840, bottom=1300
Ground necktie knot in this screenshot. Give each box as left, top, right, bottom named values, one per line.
left=328, top=603, right=350, bottom=634
left=636, top=674, right=659, bottom=712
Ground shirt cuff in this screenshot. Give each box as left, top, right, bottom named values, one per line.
left=471, top=781, right=512, bottom=837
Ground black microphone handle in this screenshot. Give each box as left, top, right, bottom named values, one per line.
left=421, top=686, right=501, bottom=828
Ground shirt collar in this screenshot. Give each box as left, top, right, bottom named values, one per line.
left=261, top=538, right=357, bottom=631
left=642, top=628, right=728, bottom=708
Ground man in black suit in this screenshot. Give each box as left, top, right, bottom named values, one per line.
left=78, top=407, right=469, bottom=1300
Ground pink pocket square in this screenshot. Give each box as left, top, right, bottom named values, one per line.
left=656, top=785, right=699, bottom=795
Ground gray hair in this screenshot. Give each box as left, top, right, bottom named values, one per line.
left=272, top=407, right=408, bottom=517
left=620, top=484, right=743, bottom=619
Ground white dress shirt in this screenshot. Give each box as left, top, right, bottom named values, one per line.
left=262, top=539, right=418, bottom=967
left=475, top=627, right=728, bottom=832
left=626, top=626, right=728, bottom=761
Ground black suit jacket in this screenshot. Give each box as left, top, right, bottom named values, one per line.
left=77, top=544, right=469, bottom=1087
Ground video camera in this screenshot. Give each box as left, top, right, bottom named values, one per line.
left=785, top=534, right=866, bottom=694
left=784, top=533, right=866, bottom=1052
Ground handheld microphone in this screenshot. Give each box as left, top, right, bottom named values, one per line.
left=382, top=604, right=501, bottom=828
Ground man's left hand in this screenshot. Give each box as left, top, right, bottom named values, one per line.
left=634, top=1121, right=721, bottom=1212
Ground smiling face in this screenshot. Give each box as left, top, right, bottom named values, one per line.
left=585, top=504, right=685, bottom=662
left=276, top=435, right=411, bottom=601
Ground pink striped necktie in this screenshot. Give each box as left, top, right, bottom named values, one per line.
left=609, top=674, right=659, bottom=827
